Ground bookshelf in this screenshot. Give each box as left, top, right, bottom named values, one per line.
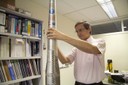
left=0, top=6, right=43, bottom=85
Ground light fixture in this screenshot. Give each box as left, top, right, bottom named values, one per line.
left=96, top=0, right=118, bottom=18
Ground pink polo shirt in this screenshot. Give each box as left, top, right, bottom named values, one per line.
left=68, top=36, right=106, bottom=84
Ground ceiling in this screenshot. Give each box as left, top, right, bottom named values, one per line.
left=31, top=0, right=128, bottom=25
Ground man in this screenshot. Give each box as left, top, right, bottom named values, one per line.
left=47, top=21, right=106, bottom=85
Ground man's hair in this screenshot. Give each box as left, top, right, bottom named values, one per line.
left=74, top=21, right=91, bottom=34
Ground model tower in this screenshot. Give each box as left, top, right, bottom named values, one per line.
left=45, top=0, right=60, bottom=85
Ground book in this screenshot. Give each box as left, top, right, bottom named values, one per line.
left=10, top=60, right=18, bottom=79
left=0, top=37, right=1, bottom=58
left=11, top=38, right=25, bottom=57
left=17, top=19, right=22, bottom=35
left=0, top=25, right=5, bottom=33
left=0, top=65, right=5, bottom=82
left=6, top=60, right=16, bottom=80
left=0, top=61, right=6, bottom=82
left=25, top=59, right=32, bottom=76
left=30, top=41, right=39, bottom=57
left=5, top=15, right=11, bottom=33
left=30, top=21, right=35, bottom=36
left=16, top=60, right=23, bottom=78
left=35, top=59, right=41, bottom=74
left=25, top=39, right=31, bottom=57
left=22, top=60, right=30, bottom=77
left=22, top=19, right=28, bottom=36
left=2, top=60, right=11, bottom=81
left=18, top=60, right=27, bottom=78
left=10, top=15, right=16, bottom=34
left=0, top=61, right=7, bottom=81
left=0, top=12, right=6, bottom=25
left=11, top=60, right=21, bottom=79
left=27, top=59, right=34, bottom=76
left=27, top=20, right=31, bottom=36
left=0, top=37, right=9, bottom=58
left=38, top=22, right=42, bottom=38
left=35, top=23, right=39, bottom=37
left=30, top=59, right=38, bottom=75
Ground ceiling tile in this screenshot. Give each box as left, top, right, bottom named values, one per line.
left=78, top=5, right=109, bottom=22
left=57, top=1, right=75, bottom=14
left=63, top=0, right=98, bottom=10
left=113, top=0, right=128, bottom=17
left=64, top=12, right=93, bottom=22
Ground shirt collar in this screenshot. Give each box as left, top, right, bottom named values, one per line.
left=86, top=36, right=94, bottom=43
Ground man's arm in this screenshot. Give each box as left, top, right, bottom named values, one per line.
left=57, top=48, right=71, bottom=64
left=47, top=29, right=101, bottom=54
left=61, top=35, right=101, bottom=54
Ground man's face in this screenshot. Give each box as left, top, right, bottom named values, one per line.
left=75, top=24, right=91, bottom=40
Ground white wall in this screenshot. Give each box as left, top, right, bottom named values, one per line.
left=93, top=32, right=128, bottom=71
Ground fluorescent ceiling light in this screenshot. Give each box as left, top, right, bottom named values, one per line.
left=96, top=0, right=118, bottom=18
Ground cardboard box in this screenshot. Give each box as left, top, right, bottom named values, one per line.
left=0, top=0, right=15, bottom=10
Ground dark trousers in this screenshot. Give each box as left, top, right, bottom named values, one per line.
left=75, top=81, right=104, bottom=85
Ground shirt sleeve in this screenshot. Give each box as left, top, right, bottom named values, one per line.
left=67, top=47, right=77, bottom=64
left=96, top=39, right=106, bottom=55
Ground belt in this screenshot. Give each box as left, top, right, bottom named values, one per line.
left=75, top=81, right=103, bottom=85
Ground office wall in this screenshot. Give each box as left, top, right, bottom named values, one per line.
left=93, top=32, right=128, bottom=71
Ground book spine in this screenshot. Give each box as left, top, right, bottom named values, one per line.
left=38, top=22, right=42, bottom=38
left=7, top=60, right=16, bottom=80
left=0, top=62, right=6, bottom=82
left=27, top=20, right=31, bottom=36
left=2, top=61, right=11, bottom=81
left=0, top=61, right=7, bottom=81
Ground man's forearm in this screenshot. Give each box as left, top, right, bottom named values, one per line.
left=58, top=48, right=70, bottom=64
left=62, top=35, right=100, bottom=54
